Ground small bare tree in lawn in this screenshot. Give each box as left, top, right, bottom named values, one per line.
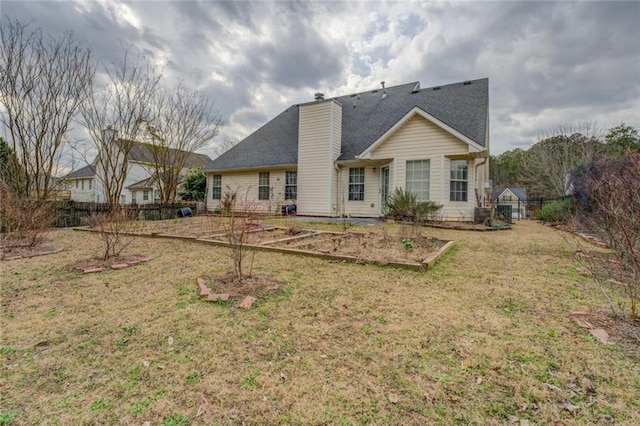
left=219, top=185, right=259, bottom=282
left=82, top=207, right=138, bottom=260
left=571, top=152, right=640, bottom=322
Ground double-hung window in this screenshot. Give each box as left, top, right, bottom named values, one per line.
left=449, top=160, right=468, bottom=202
left=285, top=171, right=297, bottom=200
left=406, top=160, right=430, bottom=201
left=211, top=174, right=222, bottom=200
left=348, top=167, right=365, bottom=201
left=258, top=172, right=270, bottom=200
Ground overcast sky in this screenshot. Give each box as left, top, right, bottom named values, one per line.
left=2, top=0, right=639, bottom=166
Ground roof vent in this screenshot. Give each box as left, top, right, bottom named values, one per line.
left=314, top=92, right=324, bottom=101
left=412, top=82, right=421, bottom=93
left=463, top=81, right=472, bottom=86
left=432, top=87, right=441, bottom=91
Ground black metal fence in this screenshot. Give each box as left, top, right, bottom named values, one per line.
left=51, top=201, right=200, bottom=228
left=488, top=196, right=572, bottom=222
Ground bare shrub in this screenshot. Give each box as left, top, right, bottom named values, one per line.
left=219, top=186, right=258, bottom=282
left=0, top=183, right=57, bottom=251
left=82, top=208, right=138, bottom=260
left=571, top=153, right=640, bottom=321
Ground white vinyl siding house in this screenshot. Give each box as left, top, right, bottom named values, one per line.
left=203, top=78, right=490, bottom=221
left=67, top=140, right=211, bottom=204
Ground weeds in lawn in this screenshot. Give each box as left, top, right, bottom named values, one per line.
left=162, top=413, right=190, bottom=426
left=185, top=371, right=204, bottom=386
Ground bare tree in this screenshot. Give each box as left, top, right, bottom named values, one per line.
left=82, top=209, right=138, bottom=260
left=0, top=18, right=94, bottom=199
left=214, top=135, right=240, bottom=158
left=144, top=83, right=221, bottom=203
left=521, top=122, right=603, bottom=198
left=572, top=153, right=640, bottom=321
left=79, top=48, right=161, bottom=204
left=219, top=185, right=259, bottom=282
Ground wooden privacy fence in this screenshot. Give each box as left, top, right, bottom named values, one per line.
left=50, top=201, right=200, bottom=228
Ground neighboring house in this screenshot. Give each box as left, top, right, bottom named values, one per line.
left=65, top=164, right=96, bottom=202
left=494, top=187, right=528, bottom=220
left=203, top=78, right=490, bottom=220
left=65, top=140, right=211, bottom=204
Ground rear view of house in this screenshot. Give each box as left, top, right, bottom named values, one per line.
left=204, top=78, right=490, bottom=221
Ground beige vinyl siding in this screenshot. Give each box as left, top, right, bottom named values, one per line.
left=340, top=165, right=382, bottom=217
left=206, top=170, right=289, bottom=214
left=297, top=100, right=342, bottom=216
left=370, top=115, right=477, bottom=221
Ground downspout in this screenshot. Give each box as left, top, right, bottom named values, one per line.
left=474, top=158, right=488, bottom=208
left=334, top=162, right=341, bottom=216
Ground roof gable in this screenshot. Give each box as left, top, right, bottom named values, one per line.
left=496, top=187, right=527, bottom=200
left=357, top=106, right=485, bottom=160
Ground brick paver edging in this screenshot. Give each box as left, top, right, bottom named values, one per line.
left=82, top=257, right=153, bottom=274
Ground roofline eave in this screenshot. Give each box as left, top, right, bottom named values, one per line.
left=203, top=163, right=298, bottom=174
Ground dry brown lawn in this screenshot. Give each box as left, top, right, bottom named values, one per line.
left=1, top=220, right=639, bottom=425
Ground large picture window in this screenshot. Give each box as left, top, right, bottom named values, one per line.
left=285, top=171, right=297, bottom=200
left=211, top=174, right=222, bottom=200
left=449, top=160, right=468, bottom=202
left=406, top=160, right=430, bottom=201
left=348, top=167, right=365, bottom=201
left=258, top=172, right=270, bottom=200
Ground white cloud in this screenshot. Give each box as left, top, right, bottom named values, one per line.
left=2, top=0, right=639, bottom=159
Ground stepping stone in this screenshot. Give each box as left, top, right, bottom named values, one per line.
left=127, top=260, right=141, bottom=266
left=197, top=277, right=209, bottom=287
left=199, top=287, right=211, bottom=297
left=139, top=257, right=153, bottom=262
left=590, top=328, right=611, bottom=344
left=83, top=267, right=104, bottom=274
left=238, top=296, right=256, bottom=309
left=111, top=263, right=129, bottom=270
left=207, top=293, right=230, bottom=302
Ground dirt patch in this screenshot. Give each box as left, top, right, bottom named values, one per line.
left=1, top=239, right=63, bottom=261
left=575, top=311, right=640, bottom=359
left=204, top=271, right=283, bottom=300
left=273, top=230, right=446, bottom=264
left=65, top=254, right=152, bottom=272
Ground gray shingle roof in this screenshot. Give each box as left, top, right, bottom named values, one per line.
left=66, top=164, right=95, bottom=179
left=495, top=187, right=527, bottom=200
left=119, top=140, right=212, bottom=168
left=204, top=78, right=488, bottom=172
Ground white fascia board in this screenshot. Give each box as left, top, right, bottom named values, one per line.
left=356, top=107, right=486, bottom=159
left=202, top=164, right=298, bottom=174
